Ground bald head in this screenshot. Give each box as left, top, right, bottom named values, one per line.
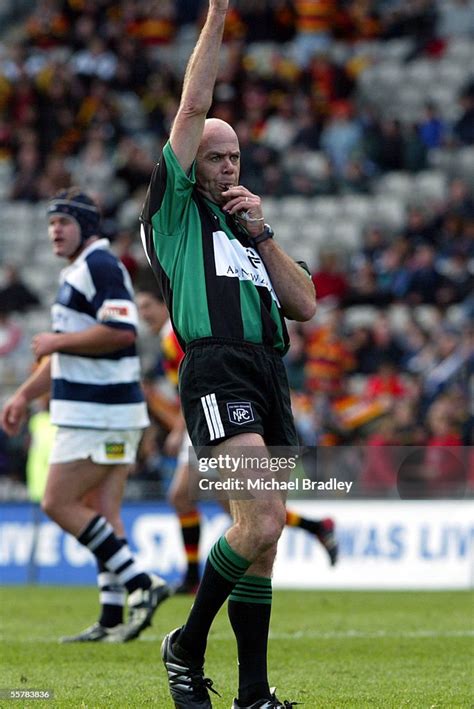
left=198, top=118, right=239, bottom=156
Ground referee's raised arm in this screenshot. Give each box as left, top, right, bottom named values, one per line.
left=169, top=0, right=229, bottom=174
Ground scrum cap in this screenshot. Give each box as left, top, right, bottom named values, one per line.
left=47, top=188, right=100, bottom=241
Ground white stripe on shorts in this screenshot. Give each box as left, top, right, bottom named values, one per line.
left=201, top=393, right=225, bottom=441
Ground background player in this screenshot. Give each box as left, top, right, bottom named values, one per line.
left=1, top=189, right=170, bottom=643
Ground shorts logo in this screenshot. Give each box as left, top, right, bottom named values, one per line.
left=227, top=402, right=254, bottom=426
left=105, top=442, right=125, bottom=459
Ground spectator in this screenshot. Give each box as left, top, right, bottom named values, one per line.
left=359, top=417, right=399, bottom=496
left=260, top=93, right=299, bottom=151
left=405, top=243, right=448, bottom=305
left=344, top=260, right=392, bottom=307
left=311, top=251, right=349, bottom=303
left=418, top=102, right=446, bottom=149
left=421, top=325, right=468, bottom=405
left=10, top=142, right=42, bottom=202
left=364, top=359, right=407, bottom=403
left=0, top=265, right=41, bottom=313
left=371, top=118, right=405, bottom=173
left=320, top=100, right=362, bottom=176
left=291, top=0, right=336, bottom=67
left=453, top=82, right=474, bottom=145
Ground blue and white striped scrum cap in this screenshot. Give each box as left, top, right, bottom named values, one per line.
left=47, top=189, right=101, bottom=241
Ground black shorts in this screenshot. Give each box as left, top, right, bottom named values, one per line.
left=179, top=338, right=298, bottom=451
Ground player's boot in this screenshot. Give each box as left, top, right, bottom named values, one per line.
left=315, top=517, right=338, bottom=566
left=231, top=688, right=299, bottom=708
left=121, top=573, right=171, bottom=641
left=161, top=627, right=220, bottom=708
left=59, top=621, right=126, bottom=644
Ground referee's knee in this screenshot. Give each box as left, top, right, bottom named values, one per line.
left=242, top=510, right=285, bottom=554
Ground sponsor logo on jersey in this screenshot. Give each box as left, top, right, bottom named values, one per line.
left=100, top=305, right=130, bottom=319
left=213, top=231, right=280, bottom=305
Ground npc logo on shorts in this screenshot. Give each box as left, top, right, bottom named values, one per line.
left=227, top=402, right=255, bottom=426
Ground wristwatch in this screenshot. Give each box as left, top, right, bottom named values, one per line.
left=248, top=224, right=274, bottom=249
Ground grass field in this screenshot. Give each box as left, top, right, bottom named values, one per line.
left=0, top=587, right=473, bottom=708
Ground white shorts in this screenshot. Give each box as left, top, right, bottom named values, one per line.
left=49, top=427, right=144, bottom=465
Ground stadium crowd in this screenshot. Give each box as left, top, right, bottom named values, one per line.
left=0, top=0, right=473, bottom=498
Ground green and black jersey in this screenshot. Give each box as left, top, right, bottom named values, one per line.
left=140, top=141, right=290, bottom=353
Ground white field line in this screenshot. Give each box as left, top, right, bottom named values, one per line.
left=2, top=629, right=473, bottom=644
left=139, top=629, right=474, bottom=642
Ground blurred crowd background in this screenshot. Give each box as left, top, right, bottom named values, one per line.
left=0, top=0, right=472, bottom=501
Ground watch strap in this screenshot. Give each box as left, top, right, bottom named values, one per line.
left=248, top=224, right=274, bottom=249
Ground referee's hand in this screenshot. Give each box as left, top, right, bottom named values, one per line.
left=222, top=186, right=264, bottom=236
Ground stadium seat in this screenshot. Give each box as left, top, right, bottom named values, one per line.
left=387, top=304, right=411, bottom=332
left=428, top=147, right=461, bottom=176
left=405, top=59, right=436, bottom=87
left=414, top=305, right=441, bottom=330
left=280, top=196, right=313, bottom=220
left=375, top=172, right=414, bottom=201
left=458, top=147, right=474, bottom=183
left=262, top=196, right=282, bottom=223
left=331, top=220, right=362, bottom=251
left=426, top=84, right=460, bottom=121
left=339, top=195, right=373, bottom=226
left=310, top=197, right=340, bottom=223
left=445, top=37, right=474, bottom=63
left=371, top=195, right=406, bottom=230
left=436, top=59, right=468, bottom=89
left=344, top=305, right=378, bottom=329
left=382, top=38, right=415, bottom=62
left=300, top=221, right=329, bottom=247
left=414, top=170, right=448, bottom=202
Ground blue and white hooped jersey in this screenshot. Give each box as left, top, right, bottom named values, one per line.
left=49, top=239, right=149, bottom=430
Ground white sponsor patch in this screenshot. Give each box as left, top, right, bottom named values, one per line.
left=213, top=230, right=280, bottom=305
left=97, top=299, right=137, bottom=326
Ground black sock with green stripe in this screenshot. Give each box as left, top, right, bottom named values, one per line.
left=228, top=576, right=273, bottom=705
left=175, top=536, right=251, bottom=663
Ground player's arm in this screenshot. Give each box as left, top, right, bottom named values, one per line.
left=257, top=239, right=317, bottom=322
left=169, top=0, right=229, bottom=173
left=1, top=356, right=51, bottom=436
left=31, top=324, right=135, bottom=359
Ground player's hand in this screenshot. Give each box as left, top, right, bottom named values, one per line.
left=1, top=394, right=28, bottom=436
left=163, top=426, right=185, bottom=457
left=221, top=186, right=264, bottom=236
left=31, top=332, right=59, bottom=359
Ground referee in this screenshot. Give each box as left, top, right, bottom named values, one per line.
left=141, top=1, right=317, bottom=707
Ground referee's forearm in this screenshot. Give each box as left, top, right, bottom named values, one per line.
left=258, top=240, right=317, bottom=322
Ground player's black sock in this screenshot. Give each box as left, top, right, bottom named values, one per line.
left=179, top=510, right=201, bottom=584
left=78, top=515, right=151, bottom=594
left=175, top=535, right=250, bottom=662
left=228, top=575, right=272, bottom=705
left=97, top=552, right=126, bottom=628
left=286, top=509, right=319, bottom=534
